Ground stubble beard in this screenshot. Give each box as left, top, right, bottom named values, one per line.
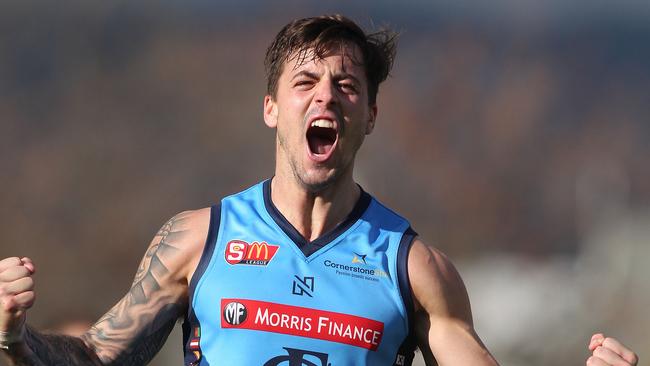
left=277, top=131, right=346, bottom=194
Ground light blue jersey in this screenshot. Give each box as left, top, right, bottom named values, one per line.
left=183, top=180, right=418, bottom=366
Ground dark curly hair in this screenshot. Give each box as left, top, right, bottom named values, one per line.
left=264, top=14, right=397, bottom=105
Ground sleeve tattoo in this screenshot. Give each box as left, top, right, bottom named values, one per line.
left=6, top=213, right=193, bottom=366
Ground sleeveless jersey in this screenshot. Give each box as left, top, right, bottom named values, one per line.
left=182, top=180, right=418, bottom=366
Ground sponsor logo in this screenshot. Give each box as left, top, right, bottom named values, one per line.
left=221, top=298, right=384, bottom=350
left=225, top=240, right=279, bottom=266
left=322, top=253, right=389, bottom=283
left=292, top=276, right=315, bottom=297
left=351, top=252, right=367, bottom=265
left=264, top=347, right=330, bottom=366
left=223, top=301, right=248, bottom=325
left=395, top=354, right=405, bottom=365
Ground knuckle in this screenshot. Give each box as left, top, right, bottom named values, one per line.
left=586, top=356, right=597, bottom=365
left=0, top=282, right=11, bottom=294
left=1, top=297, right=15, bottom=311
left=622, top=349, right=639, bottom=365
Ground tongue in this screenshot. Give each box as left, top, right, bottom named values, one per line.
left=309, top=136, right=334, bottom=155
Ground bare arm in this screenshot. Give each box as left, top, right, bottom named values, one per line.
left=1, top=209, right=208, bottom=365
left=408, top=239, right=499, bottom=366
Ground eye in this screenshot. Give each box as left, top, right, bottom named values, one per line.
left=294, top=79, right=315, bottom=90
left=338, top=81, right=358, bottom=94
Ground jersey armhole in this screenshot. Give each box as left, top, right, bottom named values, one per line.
left=397, top=226, right=417, bottom=330
left=188, top=203, right=222, bottom=303
left=182, top=203, right=222, bottom=365
left=394, top=226, right=418, bottom=366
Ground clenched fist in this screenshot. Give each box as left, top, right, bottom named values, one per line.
left=587, top=333, right=639, bottom=366
left=0, top=257, right=36, bottom=339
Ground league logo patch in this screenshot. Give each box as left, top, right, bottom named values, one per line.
left=225, top=240, right=279, bottom=266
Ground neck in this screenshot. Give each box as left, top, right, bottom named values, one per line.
left=270, top=173, right=360, bottom=242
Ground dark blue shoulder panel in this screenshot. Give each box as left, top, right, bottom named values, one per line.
left=188, top=204, right=221, bottom=302
left=183, top=203, right=221, bottom=366
left=393, top=226, right=418, bottom=366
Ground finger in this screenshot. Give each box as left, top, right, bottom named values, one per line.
left=603, top=337, right=639, bottom=365
left=590, top=333, right=606, bottom=351
left=1, top=291, right=35, bottom=313
left=0, top=257, right=22, bottom=273
left=594, top=345, right=631, bottom=365
left=20, top=258, right=35, bottom=273
left=3, top=277, right=34, bottom=296
left=1, top=296, right=26, bottom=313
left=0, top=266, right=32, bottom=282
left=586, top=355, right=611, bottom=366
left=11, top=291, right=35, bottom=309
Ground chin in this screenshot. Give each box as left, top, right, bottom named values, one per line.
left=298, top=169, right=339, bottom=193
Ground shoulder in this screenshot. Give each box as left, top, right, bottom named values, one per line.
left=153, top=208, right=212, bottom=285
left=407, top=238, right=471, bottom=321
left=165, top=207, right=211, bottom=236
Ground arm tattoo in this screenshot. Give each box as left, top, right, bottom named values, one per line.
left=85, top=213, right=190, bottom=364
left=5, top=213, right=193, bottom=366
left=6, top=327, right=104, bottom=365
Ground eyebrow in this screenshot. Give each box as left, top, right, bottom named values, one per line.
left=290, top=70, right=319, bottom=82
left=290, top=70, right=361, bottom=85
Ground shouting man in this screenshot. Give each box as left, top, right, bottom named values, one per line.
left=0, top=14, right=639, bottom=366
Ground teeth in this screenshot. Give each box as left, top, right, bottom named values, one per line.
left=310, top=119, right=335, bottom=129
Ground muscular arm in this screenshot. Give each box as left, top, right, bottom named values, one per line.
left=2, top=209, right=208, bottom=366
left=408, top=239, right=499, bottom=366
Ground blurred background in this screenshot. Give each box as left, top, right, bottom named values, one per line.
left=1, top=1, right=648, bottom=365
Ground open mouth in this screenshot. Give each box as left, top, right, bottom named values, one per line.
left=306, top=119, right=338, bottom=158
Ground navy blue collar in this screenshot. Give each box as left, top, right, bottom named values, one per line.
left=262, top=179, right=372, bottom=257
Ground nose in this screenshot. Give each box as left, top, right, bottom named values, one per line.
left=314, top=78, right=339, bottom=107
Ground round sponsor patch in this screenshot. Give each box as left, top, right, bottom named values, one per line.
left=223, top=301, right=248, bottom=326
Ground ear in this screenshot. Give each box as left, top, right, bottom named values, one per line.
left=365, top=104, right=377, bottom=135
left=263, top=95, right=278, bottom=128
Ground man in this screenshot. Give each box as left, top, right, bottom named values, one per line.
left=0, top=15, right=638, bottom=366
